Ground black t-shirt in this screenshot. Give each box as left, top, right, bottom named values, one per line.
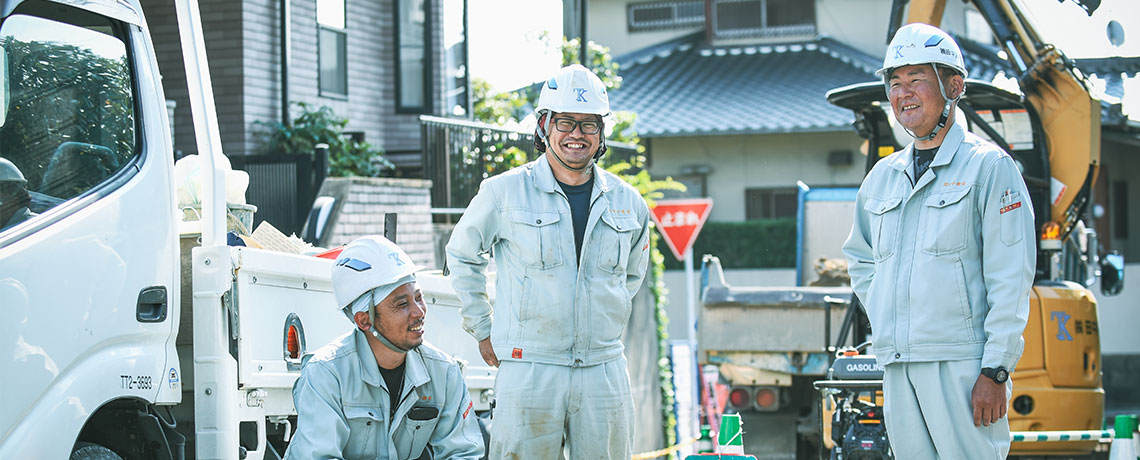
left=914, top=147, right=937, bottom=181
left=379, top=361, right=405, bottom=418
left=558, top=175, right=594, bottom=263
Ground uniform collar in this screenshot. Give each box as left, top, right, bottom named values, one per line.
left=886, top=121, right=966, bottom=174
left=533, top=152, right=612, bottom=195
left=353, top=328, right=431, bottom=392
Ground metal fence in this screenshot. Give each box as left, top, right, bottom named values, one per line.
left=420, top=115, right=640, bottom=211
left=229, top=148, right=327, bottom=235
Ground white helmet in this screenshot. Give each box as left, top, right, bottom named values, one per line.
left=879, top=23, right=967, bottom=141
left=534, top=65, right=611, bottom=165
left=0, top=157, right=26, bottom=185
left=535, top=64, right=611, bottom=117
left=878, top=23, right=967, bottom=79
left=331, top=235, right=419, bottom=319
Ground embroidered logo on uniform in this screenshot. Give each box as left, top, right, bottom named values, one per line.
left=511, top=348, right=522, bottom=359
left=999, top=189, right=1022, bottom=214
left=642, top=242, right=649, bottom=251
left=463, top=401, right=473, bottom=419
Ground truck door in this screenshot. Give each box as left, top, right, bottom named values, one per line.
left=0, top=1, right=177, bottom=457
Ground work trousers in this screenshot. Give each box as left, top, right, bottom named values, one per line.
left=489, top=357, right=634, bottom=460
left=883, top=360, right=1013, bottom=460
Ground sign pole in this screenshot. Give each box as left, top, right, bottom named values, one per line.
left=685, top=246, right=700, bottom=438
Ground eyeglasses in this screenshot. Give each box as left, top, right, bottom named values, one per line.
left=551, top=118, right=601, bottom=135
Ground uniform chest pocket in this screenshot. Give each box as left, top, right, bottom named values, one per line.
left=394, top=405, right=440, bottom=460
left=595, top=214, right=636, bottom=274
left=922, top=188, right=972, bottom=255
left=343, top=405, right=384, bottom=460
left=508, top=209, right=563, bottom=269
left=865, top=197, right=902, bottom=260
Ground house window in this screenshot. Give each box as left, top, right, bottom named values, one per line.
left=712, top=0, right=815, bottom=39
left=397, top=0, right=430, bottom=112
left=745, top=187, right=796, bottom=220
left=442, top=0, right=469, bottom=117
left=628, top=1, right=705, bottom=31
left=317, top=0, right=347, bottom=97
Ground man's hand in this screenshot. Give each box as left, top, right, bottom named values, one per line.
left=478, top=338, right=499, bottom=367
left=971, top=374, right=1007, bottom=427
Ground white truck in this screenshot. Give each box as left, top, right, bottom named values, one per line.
left=0, top=0, right=492, bottom=458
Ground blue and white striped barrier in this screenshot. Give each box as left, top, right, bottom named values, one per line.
left=1010, top=430, right=1113, bottom=442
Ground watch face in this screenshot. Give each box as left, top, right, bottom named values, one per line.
left=995, top=369, right=1009, bottom=383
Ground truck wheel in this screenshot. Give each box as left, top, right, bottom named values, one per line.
left=70, top=442, right=123, bottom=460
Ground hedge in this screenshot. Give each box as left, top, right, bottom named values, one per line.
left=661, top=218, right=796, bottom=270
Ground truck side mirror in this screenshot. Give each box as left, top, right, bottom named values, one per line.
left=1100, top=251, right=1124, bottom=297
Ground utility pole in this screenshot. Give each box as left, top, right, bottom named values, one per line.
left=579, top=0, right=588, bottom=66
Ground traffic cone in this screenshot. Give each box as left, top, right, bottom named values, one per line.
left=718, top=414, right=744, bottom=454
left=1109, top=414, right=1138, bottom=460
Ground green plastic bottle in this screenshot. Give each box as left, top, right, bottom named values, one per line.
left=696, top=425, right=714, bottom=453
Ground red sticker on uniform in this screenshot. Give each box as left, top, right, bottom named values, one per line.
left=511, top=348, right=522, bottom=359
left=1000, top=201, right=1021, bottom=214
left=463, top=401, right=472, bottom=419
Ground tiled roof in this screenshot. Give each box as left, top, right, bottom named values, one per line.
left=611, top=34, right=880, bottom=137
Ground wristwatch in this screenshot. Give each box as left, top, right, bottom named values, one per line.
left=981, top=367, right=1009, bottom=384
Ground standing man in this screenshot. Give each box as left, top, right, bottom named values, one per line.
left=843, top=23, right=1035, bottom=459
left=446, top=64, right=651, bottom=459
left=286, top=236, right=484, bottom=460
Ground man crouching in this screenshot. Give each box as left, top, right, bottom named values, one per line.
left=285, top=236, right=485, bottom=459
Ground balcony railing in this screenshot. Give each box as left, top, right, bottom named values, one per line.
left=420, top=115, right=639, bottom=211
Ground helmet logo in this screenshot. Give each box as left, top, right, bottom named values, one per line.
left=924, top=36, right=944, bottom=47
left=892, top=45, right=904, bottom=59
left=336, top=257, right=372, bottom=272
left=547, top=77, right=559, bottom=90
left=388, top=253, right=405, bottom=266
left=574, top=88, right=588, bottom=103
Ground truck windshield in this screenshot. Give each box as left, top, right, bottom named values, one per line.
left=0, top=4, right=136, bottom=229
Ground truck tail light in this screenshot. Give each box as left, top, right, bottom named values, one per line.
left=728, top=387, right=751, bottom=410
left=283, top=313, right=307, bottom=370
left=754, top=387, right=778, bottom=411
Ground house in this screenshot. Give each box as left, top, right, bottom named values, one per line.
left=139, top=0, right=470, bottom=174
left=571, top=0, right=1139, bottom=263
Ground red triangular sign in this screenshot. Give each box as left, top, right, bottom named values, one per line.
left=649, top=198, right=714, bottom=261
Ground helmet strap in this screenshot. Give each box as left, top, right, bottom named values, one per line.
left=366, top=292, right=411, bottom=354
left=539, top=111, right=597, bottom=173
left=905, top=64, right=960, bottom=142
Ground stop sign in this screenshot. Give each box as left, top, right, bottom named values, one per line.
left=649, top=198, right=714, bottom=260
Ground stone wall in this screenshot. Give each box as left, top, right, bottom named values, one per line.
left=317, top=177, right=435, bottom=268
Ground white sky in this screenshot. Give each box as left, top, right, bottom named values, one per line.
left=467, top=0, right=563, bottom=93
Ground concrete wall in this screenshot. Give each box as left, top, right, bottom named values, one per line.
left=587, top=0, right=703, bottom=57
left=319, top=177, right=436, bottom=267
left=647, top=131, right=867, bottom=222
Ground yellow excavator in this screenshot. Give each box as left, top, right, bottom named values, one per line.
left=822, top=0, right=1126, bottom=458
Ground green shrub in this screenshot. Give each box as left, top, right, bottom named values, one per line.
left=662, top=218, right=796, bottom=269
left=255, top=102, right=393, bottom=177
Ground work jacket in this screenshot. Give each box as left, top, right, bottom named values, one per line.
left=446, top=153, right=651, bottom=367
left=285, top=329, right=484, bottom=460
left=843, top=122, right=1035, bottom=371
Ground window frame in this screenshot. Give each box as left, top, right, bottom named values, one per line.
left=627, top=1, right=705, bottom=32
left=711, top=0, right=816, bottom=40
left=0, top=2, right=145, bottom=247
left=744, top=186, right=797, bottom=220
left=394, top=0, right=433, bottom=114
left=317, top=0, right=348, bottom=99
